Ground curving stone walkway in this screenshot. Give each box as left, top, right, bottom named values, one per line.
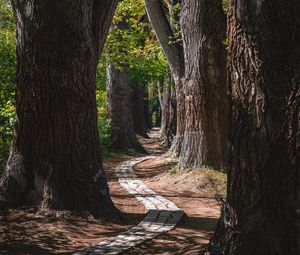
left=74, top=156, right=184, bottom=255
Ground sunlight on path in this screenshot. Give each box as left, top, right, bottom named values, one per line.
left=73, top=156, right=184, bottom=255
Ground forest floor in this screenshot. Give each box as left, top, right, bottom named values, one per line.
left=0, top=129, right=226, bottom=255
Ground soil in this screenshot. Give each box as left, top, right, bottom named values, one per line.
left=0, top=129, right=225, bottom=254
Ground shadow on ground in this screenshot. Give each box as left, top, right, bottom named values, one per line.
left=0, top=209, right=216, bottom=255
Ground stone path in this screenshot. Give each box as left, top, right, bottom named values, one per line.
left=74, top=156, right=184, bottom=255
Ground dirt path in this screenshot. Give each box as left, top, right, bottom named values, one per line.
left=75, top=155, right=184, bottom=254
left=123, top=129, right=221, bottom=255
left=0, top=129, right=222, bottom=255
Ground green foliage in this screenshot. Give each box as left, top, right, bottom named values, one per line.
left=222, top=0, right=229, bottom=12
left=169, top=166, right=178, bottom=175
left=95, top=0, right=169, bottom=156
left=96, top=55, right=108, bottom=90
left=168, top=2, right=182, bottom=46
left=0, top=0, right=16, bottom=172
left=105, top=0, right=168, bottom=85
left=96, top=90, right=112, bottom=155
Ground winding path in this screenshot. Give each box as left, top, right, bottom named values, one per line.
left=74, top=155, right=184, bottom=255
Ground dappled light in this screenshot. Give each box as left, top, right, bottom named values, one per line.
left=0, top=0, right=298, bottom=254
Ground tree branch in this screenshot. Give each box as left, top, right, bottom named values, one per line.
left=144, top=0, right=184, bottom=80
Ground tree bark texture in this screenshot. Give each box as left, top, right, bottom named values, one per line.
left=0, top=0, right=119, bottom=218
left=158, top=79, right=177, bottom=147
left=179, top=0, right=228, bottom=170
left=132, top=83, right=149, bottom=138
left=209, top=0, right=300, bottom=254
left=170, top=78, right=185, bottom=156
left=106, top=63, right=145, bottom=152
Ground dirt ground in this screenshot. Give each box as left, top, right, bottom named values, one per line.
left=0, top=130, right=225, bottom=255
left=127, top=157, right=222, bottom=255
left=0, top=156, right=144, bottom=255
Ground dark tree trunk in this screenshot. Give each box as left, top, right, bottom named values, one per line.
left=178, top=0, right=228, bottom=169
left=151, top=83, right=161, bottom=127
left=144, top=84, right=152, bottom=129
left=132, top=83, right=149, bottom=138
left=106, top=63, right=145, bottom=152
left=158, top=80, right=168, bottom=138
left=154, top=107, right=161, bottom=127
left=158, top=79, right=177, bottom=147
left=209, top=1, right=299, bottom=254
left=0, top=0, right=119, bottom=218
left=170, top=78, right=185, bottom=155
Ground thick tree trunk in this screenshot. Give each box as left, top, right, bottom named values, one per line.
left=0, top=0, right=119, bottom=218
left=209, top=1, right=299, bottom=254
left=106, top=63, right=145, bottom=152
left=132, top=83, right=149, bottom=138
left=178, top=0, right=228, bottom=169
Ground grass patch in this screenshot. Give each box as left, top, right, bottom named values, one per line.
left=167, top=163, right=227, bottom=197
left=197, top=167, right=227, bottom=196
left=167, top=158, right=179, bottom=174
left=168, top=166, right=178, bottom=175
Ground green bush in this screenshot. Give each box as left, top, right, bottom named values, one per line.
left=0, top=2, right=16, bottom=173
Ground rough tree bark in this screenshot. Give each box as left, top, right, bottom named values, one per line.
left=158, top=78, right=177, bottom=147
left=106, top=63, right=145, bottom=152
left=144, top=0, right=185, bottom=155
left=179, top=0, right=228, bottom=169
left=0, top=0, right=119, bottom=218
left=132, top=83, right=150, bottom=138
left=209, top=0, right=300, bottom=254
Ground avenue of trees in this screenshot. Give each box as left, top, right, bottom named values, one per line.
left=0, top=0, right=299, bottom=254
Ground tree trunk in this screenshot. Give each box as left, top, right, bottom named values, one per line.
left=106, top=63, right=145, bottom=152
left=170, top=78, right=185, bottom=155
left=159, top=78, right=177, bottom=147
left=178, top=0, right=228, bottom=169
left=144, top=84, right=152, bottom=129
left=209, top=1, right=300, bottom=254
left=158, top=80, right=168, bottom=138
left=0, top=0, right=119, bottom=218
left=132, top=83, right=149, bottom=138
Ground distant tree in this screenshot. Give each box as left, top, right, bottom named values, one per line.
left=145, top=0, right=185, bottom=154
left=107, top=63, right=145, bottom=151
left=106, top=9, right=145, bottom=151
left=0, top=0, right=119, bottom=218
left=209, top=0, right=300, bottom=254
left=158, top=76, right=176, bottom=147
left=105, top=0, right=168, bottom=139
left=132, top=82, right=150, bottom=138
